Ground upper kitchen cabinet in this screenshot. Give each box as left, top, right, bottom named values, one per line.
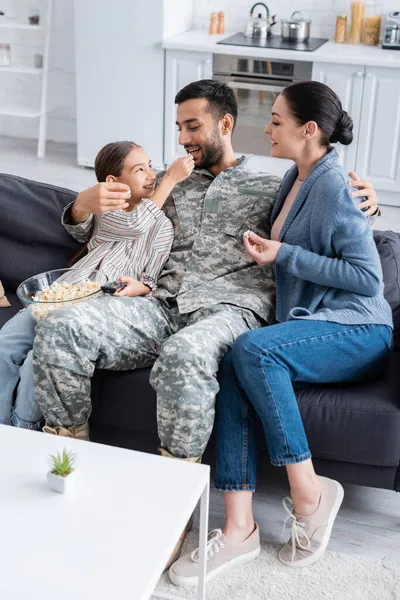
left=356, top=67, right=400, bottom=201
left=74, top=0, right=165, bottom=169
left=313, top=62, right=400, bottom=206
left=164, top=50, right=212, bottom=165
left=312, top=62, right=365, bottom=175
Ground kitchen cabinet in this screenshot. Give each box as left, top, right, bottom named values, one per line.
left=164, top=50, right=212, bottom=165
left=313, top=62, right=400, bottom=207
left=356, top=66, right=400, bottom=198
left=312, top=62, right=365, bottom=175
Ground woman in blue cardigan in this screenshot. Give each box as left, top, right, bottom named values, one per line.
left=169, top=81, right=393, bottom=586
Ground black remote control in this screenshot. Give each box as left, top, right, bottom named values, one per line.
left=101, top=281, right=127, bottom=294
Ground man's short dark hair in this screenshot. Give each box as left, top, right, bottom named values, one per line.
left=175, top=79, right=238, bottom=131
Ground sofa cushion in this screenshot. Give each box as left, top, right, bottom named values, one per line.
left=296, top=352, right=400, bottom=467
left=0, top=173, right=81, bottom=292
left=373, top=230, right=400, bottom=349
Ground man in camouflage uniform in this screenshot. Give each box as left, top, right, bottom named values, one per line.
left=33, top=80, right=379, bottom=459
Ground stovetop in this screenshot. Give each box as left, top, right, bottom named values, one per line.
left=217, top=32, right=328, bottom=52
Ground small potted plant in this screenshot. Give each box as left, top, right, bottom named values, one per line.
left=47, top=448, right=76, bottom=493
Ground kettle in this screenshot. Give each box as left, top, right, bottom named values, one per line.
left=244, top=3, right=276, bottom=40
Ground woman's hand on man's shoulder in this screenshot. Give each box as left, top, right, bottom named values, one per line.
left=347, top=171, right=379, bottom=216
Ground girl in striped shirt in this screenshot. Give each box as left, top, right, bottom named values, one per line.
left=0, top=141, right=193, bottom=431
left=66, top=140, right=194, bottom=295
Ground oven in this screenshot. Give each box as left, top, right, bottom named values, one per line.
left=213, top=54, right=313, bottom=156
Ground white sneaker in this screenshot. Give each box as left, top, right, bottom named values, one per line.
left=279, top=477, right=344, bottom=568
left=169, top=524, right=260, bottom=588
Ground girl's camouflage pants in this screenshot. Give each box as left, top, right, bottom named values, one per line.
left=32, top=294, right=261, bottom=458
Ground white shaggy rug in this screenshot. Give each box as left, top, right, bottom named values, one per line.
left=152, top=531, right=400, bottom=600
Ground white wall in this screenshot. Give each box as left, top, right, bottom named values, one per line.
left=194, top=0, right=400, bottom=39
left=163, top=0, right=194, bottom=38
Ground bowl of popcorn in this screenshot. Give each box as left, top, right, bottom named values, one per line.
left=17, top=268, right=108, bottom=320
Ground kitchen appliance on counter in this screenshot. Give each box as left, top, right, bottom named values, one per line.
left=244, top=3, right=276, bottom=40
left=281, top=11, right=311, bottom=43
left=382, top=11, right=400, bottom=49
left=217, top=32, right=328, bottom=52
left=213, top=54, right=312, bottom=157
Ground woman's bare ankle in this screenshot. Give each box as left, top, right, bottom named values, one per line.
left=290, top=476, right=323, bottom=517
left=223, top=521, right=255, bottom=543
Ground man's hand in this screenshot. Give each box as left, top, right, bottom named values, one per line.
left=243, top=231, right=282, bottom=265
left=71, top=182, right=131, bottom=223
left=112, top=276, right=151, bottom=297
left=348, top=171, right=379, bottom=217
left=165, top=155, right=195, bottom=185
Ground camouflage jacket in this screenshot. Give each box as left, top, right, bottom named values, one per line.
left=156, top=155, right=281, bottom=322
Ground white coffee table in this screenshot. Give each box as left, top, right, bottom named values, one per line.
left=0, top=425, right=210, bottom=600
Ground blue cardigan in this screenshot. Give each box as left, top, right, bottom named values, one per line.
left=273, top=147, right=393, bottom=328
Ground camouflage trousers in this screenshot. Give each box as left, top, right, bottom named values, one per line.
left=32, top=295, right=261, bottom=458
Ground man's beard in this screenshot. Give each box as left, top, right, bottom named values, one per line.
left=195, top=131, right=225, bottom=170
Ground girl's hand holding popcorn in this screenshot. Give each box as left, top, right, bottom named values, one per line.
left=243, top=230, right=282, bottom=265
left=166, top=155, right=195, bottom=184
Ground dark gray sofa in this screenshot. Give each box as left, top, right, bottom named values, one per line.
left=1, top=173, right=400, bottom=491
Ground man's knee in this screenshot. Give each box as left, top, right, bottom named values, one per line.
left=159, top=334, right=196, bottom=365
left=36, top=309, right=68, bottom=339
left=34, top=308, right=90, bottom=366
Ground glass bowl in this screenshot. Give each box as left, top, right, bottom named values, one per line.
left=17, top=268, right=108, bottom=320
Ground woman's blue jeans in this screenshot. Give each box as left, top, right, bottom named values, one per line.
left=215, top=320, right=393, bottom=492
left=0, top=309, right=42, bottom=429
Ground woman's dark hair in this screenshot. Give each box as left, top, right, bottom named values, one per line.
left=175, top=79, right=238, bottom=131
left=94, top=141, right=140, bottom=182
left=282, top=81, right=353, bottom=146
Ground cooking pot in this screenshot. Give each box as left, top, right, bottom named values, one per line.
left=244, top=3, right=276, bottom=40
left=281, top=11, right=311, bottom=43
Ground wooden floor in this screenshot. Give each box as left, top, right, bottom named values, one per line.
left=3, top=134, right=400, bottom=564
left=192, top=478, right=400, bottom=564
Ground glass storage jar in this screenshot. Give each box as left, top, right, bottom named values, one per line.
left=0, top=43, right=11, bottom=67
left=364, top=1, right=381, bottom=45
left=349, top=1, right=365, bottom=44
left=335, top=14, right=348, bottom=43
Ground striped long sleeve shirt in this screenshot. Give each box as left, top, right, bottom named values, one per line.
left=62, top=199, right=174, bottom=291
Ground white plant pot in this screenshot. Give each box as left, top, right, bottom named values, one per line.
left=47, top=469, right=75, bottom=493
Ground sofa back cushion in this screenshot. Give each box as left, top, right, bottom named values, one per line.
left=0, top=173, right=81, bottom=292
left=373, top=230, right=400, bottom=349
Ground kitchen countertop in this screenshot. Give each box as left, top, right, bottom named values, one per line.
left=162, top=29, right=400, bottom=69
